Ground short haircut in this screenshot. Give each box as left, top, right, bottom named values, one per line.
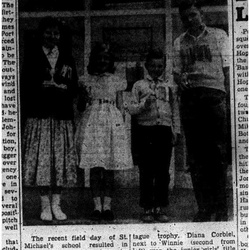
left=87, top=43, right=115, bottom=75
left=145, top=49, right=166, bottom=66
left=179, top=0, right=202, bottom=14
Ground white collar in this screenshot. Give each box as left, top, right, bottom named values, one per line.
left=42, top=46, right=59, bottom=56
left=185, top=24, right=207, bottom=39
left=146, top=74, right=164, bottom=83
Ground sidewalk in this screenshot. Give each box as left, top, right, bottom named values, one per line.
left=23, top=187, right=233, bottom=225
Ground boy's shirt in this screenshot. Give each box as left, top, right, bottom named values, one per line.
left=128, top=75, right=180, bottom=134
left=173, top=26, right=229, bottom=92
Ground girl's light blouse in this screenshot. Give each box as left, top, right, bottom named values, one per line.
left=42, top=46, right=59, bottom=70
left=79, top=73, right=127, bottom=101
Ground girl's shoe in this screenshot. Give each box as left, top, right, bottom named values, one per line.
left=154, top=207, right=169, bottom=222
left=102, top=210, right=114, bottom=221
left=102, top=196, right=114, bottom=220
left=91, top=197, right=102, bottom=220
left=91, top=210, right=102, bottom=221
left=142, top=209, right=154, bottom=223
left=40, top=195, right=53, bottom=221
left=52, top=194, right=67, bottom=220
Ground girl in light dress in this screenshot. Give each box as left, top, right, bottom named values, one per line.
left=21, top=17, right=78, bottom=221
left=76, top=43, right=133, bottom=221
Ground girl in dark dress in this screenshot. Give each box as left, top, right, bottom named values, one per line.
left=21, top=17, right=78, bottom=221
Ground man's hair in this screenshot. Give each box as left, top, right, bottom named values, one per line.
left=145, top=49, right=166, bottom=66
left=178, top=0, right=202, bottom=14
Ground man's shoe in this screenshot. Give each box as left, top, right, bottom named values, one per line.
left=215, top=211, right=228, bottom=221
left=142, top=209, right=154, bottom=223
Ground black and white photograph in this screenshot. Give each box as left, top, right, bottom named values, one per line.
left=18, top=0, right=233, bottom=226
left=1, top=0, right=248, bottom=249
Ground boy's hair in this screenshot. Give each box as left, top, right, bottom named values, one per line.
left=178, top=0, right=202, bottom=14
left=145, top=49, right=166, bottom=67
left=87, top=43, right=115, bottom=75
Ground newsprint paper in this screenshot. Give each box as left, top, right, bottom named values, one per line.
left=1, top=0, right=248, bottom=249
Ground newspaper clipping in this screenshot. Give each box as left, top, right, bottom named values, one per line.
left=1, top=0, right=248, bottom=249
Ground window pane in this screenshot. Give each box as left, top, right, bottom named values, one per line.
left=19, top=0, right=85, bottom=11
left=171, top=0, right=227, bottom=7
left=91, top=0, right=164, bottom=10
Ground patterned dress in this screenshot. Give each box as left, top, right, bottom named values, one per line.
left=75, top=73, right=133, bottom=170
left=22, top=118, right=78, bottom=187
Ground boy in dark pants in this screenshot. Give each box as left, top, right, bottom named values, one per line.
left=128, top=49, right=180, bottom=222
left=173, top=0, right=230, bottom=222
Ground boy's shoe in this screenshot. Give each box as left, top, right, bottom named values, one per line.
left=154, top=207, right=169, bottom=223
left=102, top=210, right=114, bottom=221
left=193, top=210, right=211, bottom=222
left=142, top=209, right=154, bottom=223
left=91, top=210, right=102, bottom=221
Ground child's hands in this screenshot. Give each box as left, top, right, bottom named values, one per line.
left=56, top=84, right=68, bottom=90
left=43, top=81, right=67, bottom=90
left=43, top=80, right=57, bottom=88
left=179, top=73, right=192, bottom=91
left=144, top=94, right=156, bottom=109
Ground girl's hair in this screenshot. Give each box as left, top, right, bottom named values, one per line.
left=37, top=17, right=72, bottom=53
left=38, top=17, right=62, bottom=42
left=87, top=43, right=115, bottom=75
left=145, top=49, right=166, bottom=67
left=179, top=0, right=202, bottom=14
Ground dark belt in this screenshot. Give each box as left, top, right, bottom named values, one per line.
left=98, top=99, right=115, bottom=105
